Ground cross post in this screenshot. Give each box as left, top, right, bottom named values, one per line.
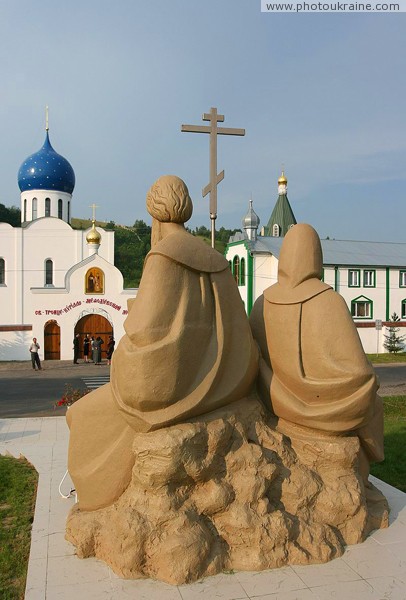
left=181, top=107, right=245, bottom=248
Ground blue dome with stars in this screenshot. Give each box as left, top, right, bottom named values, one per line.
left=18, top=131, right=75, bottom=194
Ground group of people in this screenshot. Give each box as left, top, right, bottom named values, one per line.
left=28, top=333, right=115, bottom=368
left=75, top=334, right=115, bottom=365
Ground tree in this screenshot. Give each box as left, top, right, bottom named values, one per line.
left=0, top=203, right=21, bottom=226
left=383, top=313, right=406, bottom=354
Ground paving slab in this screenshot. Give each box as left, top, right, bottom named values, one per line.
left=1, top=416, right=405, bottom=600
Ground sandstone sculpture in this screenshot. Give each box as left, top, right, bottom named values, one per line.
left=66, top=184, right=388, bottom=586
left=249, top=223, right=384, bottom=484
left=66, top=175, right=258, bottom=511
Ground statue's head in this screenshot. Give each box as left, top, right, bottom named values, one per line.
left=147, top=175, right=193, bottom=224
left=278, top=223, right=323, bottom=289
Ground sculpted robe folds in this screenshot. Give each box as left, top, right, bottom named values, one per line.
left=249, top=224, right=384, bottom=465
left=111, top=230, right=258, bottom=431
left=67, top=228, right=258, bottom=510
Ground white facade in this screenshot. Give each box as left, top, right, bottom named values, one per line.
left=21, top=190, right=72, bottom=223
left=0, top=217, right=136, bottom=361
left=225, top=236, right=406, bottom=354
left=0, top=123, right=138, bottom=361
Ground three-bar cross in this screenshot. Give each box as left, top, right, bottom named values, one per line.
left=182, top=107, right=245, bottom=248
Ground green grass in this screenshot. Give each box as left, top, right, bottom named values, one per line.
left=370, top=395, right=406, bottom=492
left=367, top=352, right=406, bottom=364
left=0, top=455, right=38, bottom=600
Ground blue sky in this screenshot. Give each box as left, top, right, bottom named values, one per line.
left=0, top=1, right=404, bottom=241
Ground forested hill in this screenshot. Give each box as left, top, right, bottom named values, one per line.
left=0, top=203, right=20, bottom=226
left=98, top=221, right=241, bottom=288
left=0, top=205, right=240, bottom=288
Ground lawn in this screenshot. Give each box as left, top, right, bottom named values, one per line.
left=0, top=455, right=38, bottom=600
left=370, top=395, right=406, bottom=492
left=368, top=352, right=406, bottom=364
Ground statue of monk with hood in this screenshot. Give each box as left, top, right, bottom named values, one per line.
left=67, top=175, right=258, bottom=511
left=249, top=223, right=384, bottom=482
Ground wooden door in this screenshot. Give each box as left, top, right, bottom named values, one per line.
left=44, top=320, right=60, bottom=360
left=74, top=314, right=113, bottom=359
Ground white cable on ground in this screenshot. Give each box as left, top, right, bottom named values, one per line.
left=58, top=469, right=76, bottom=499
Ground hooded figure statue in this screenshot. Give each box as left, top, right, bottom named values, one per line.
left=249, top=223, right=384, bottom=479
left=67, top=175, right=258, bottom=511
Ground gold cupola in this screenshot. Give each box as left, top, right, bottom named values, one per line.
left=86, top=220, right=102, bottom=245
left=278, top=170, right=288, bottom=186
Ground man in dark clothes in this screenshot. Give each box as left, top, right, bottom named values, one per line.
left=73, top=333, right=80, bottom=364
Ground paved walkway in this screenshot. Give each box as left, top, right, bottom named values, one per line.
left=1, top=417, right=405, bottom=600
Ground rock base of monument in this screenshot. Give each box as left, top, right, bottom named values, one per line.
left=65, top=396, right=389, bottom=585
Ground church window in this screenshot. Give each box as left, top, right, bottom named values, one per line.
left=348, top=269, right=360, bottom=287
left=0, top=258, right=5, bottom=285
left=240, top=258, right=246, bottom=286
left=400, top=271, right=406, bottom=287
left=272, top=224, right=280, bottom=237
left=85, top=267, right=104, bottom=294
left=45, top=198, right=51, bottom=217
left=45, top=259, right=53, bottom=286
left=232, top=256, right=240, bottom=285
left=351, top=296, right=372, bottom=319
left=58, top=199, right=63, bottom=219
left=67, top=200, right=71, bottom=223
left=23, top=199, right=27, bottom=221
left=363, top=270, right=375, bottom=287
left=32, top=198, right=38, bottom=220
left=402, top=300, right=406, bottom=319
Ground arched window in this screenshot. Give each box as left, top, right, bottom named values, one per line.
left=32, top=197, right=38, bottom=220
left=45, top=259, right=53, bottom=286
left=58, top=199, right=63, bottom=219
left=67, top=201, right=71, bottom=223
left=232, top=256, right=240, bottom=285
left=240, top=257, right=246, bottom=286
left=45, top=198, right=51, bottom=217
left=272, top=224, right=280, bottom=237
left=0, top=258, right=5, bottom=285
left=23, top=199, right=27, bottom=222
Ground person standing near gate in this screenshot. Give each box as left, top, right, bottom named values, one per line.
left=73, top=333, right=80, bottom=364
left=29, top=338, right=42, bottom=370
left=106, top=336, right=115, bottom=366
left=83, top=334, right=90, bottom=363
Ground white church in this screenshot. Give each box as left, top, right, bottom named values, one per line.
left=0, top=125, right=135, bottom=361
left=225, top=172, right=406, bottom=354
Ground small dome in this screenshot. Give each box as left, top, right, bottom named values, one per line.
left=86, top=221, right=102, bottom=245
left=242, top=200, right=260, bottom=229
left=18, top=131, right=75, bottom=194
left=278, top=170, right=287, bottom=186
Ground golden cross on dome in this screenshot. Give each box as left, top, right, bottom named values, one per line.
left=45, top=105, right=49, bottom=131
left=89, top=203, right=99, bottom=222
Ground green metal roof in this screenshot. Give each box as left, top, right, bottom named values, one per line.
left=263, top=194, right=297, bottom=237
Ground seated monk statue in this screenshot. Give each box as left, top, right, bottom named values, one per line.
left=249, top=223, right=384, bottom=482
left=67, top=175, right=258, bottom=511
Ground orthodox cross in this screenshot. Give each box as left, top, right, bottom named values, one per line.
left=182, top=107, right=245, bottom=248
left=89, top=203, right=99, bottom=222
left=45, top=105, right=49, bottom=131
